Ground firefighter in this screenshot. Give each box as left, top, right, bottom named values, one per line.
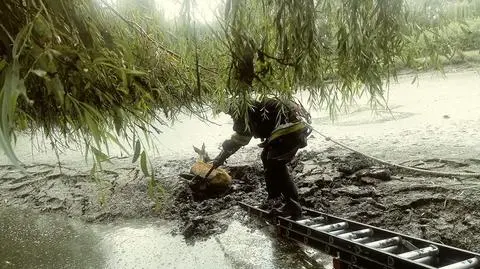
left=211, top=97, right=312, bottom=220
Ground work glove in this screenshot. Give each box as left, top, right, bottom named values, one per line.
left=212, top=150, right=231, bottom=169
left=211, top=135, right=245, bottom=168
left=221, top=139, right=241, bottom=152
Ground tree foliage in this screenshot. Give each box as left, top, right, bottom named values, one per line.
left=0, top=0, right=208, bottom=169
left=0, top=0, right=479, bottom=168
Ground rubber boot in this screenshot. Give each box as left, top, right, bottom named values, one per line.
left=271, top=198, right=303, bottom=220
left=259, top=196, right=283, bottom=210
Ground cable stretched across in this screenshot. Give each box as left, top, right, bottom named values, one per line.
left=307, top=125, right=480, bottom=178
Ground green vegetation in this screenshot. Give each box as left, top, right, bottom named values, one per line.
left=0, top=0, right=479, bottom=172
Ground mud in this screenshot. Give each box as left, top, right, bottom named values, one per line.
left=160, top=147, right=480, bottom=253
left=291, top=149, right=480, bottom=253
left=162, top=162, right=266, bottom=242
left=2, top=143, right=480, bottom=254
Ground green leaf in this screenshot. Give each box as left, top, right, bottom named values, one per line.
left=31, top=69, right=47, bottom=77
left=132, top=140, right=141, bottom=163
left=45, top=76, right=65, bottom=105
left=0, top=64, right=26, bottom=173
left=105, top=132, right=128, bottom=154
left=0, top=59, right=6, bottom=72
left=84, top=140, right=90, bottom=163
left=121, top=69, right=128, bottom=89
left=140, top=150, right=149, bottom=177
left=90, top=162, right=97, bottom=178
left=91, top=146, right=110, bottom=163
left=411, top=74, right=418, bottom=84
left=113, top=107, right=124, bottom=135
left=84, top=113, right=101, bottom=149
left=123, top=68, right=147, bottom=76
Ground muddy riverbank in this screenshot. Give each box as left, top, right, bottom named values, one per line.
left=2, top=145, right=480, bottom=254
left=2, top=68, right=480, bottom=268
left=164, top=147, right=480, bottom=253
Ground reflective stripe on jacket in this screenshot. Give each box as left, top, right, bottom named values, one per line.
left=268, top=121, right=308, bottom=143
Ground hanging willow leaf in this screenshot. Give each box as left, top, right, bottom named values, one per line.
left=140, top=150, right=149, bottom=177
left=31, top=69, right=47, bottom=77
left=0, top=65, right=27, bottom=172
left=91, top=146, right=110, bottom=163
left=132, top=139, right=141, bottom=163
left=0, top=60, right=6, bottom=72
left=123, top=69, right=147, bottom=76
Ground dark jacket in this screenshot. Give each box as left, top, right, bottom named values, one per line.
left=232, top=99, right=301, bottom=139
left=220, top=99, right=310, bottom=160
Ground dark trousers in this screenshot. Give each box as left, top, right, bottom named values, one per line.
left=260, top=147, right=299, bottom=202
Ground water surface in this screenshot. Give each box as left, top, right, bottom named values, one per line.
left=0, top=208, right=332, bottom=269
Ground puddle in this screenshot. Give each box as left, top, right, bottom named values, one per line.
left=0, top=207, right=333, bottom=269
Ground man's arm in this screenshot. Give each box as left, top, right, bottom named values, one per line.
left=213, top=132, right=252, bottom=168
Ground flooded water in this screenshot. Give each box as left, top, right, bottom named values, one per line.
left=0, top=208, right=332, bottom=269
left=307, top=69, right=480, bottom=162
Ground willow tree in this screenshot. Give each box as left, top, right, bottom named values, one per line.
left=189, top=0, right=471, bottom=130
left=0, top=0, right=466, bottom=170
left=212, top=0, right=410, bottom=116
left=0, top=0, right=207, bottom=172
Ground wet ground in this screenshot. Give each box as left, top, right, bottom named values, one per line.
left=1, top=67, right=480, bottom=268
left=0, top=207, right=328, bottom=269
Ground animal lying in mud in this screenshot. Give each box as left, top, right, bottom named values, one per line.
left=179, top=144, right=233, bottom=201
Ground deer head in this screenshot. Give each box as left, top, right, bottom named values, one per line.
left=193, top=143, right=212, bottom=163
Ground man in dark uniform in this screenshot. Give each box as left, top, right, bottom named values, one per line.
left=211, top=98, right=311, bottom=219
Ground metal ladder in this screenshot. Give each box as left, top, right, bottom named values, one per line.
left=239, top=202, right=480, bottom=269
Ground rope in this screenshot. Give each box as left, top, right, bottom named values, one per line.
left=307, top=125, right=480, bottom=178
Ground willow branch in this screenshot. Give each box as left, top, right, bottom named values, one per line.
left=100, top=0, right=218, bottom=75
